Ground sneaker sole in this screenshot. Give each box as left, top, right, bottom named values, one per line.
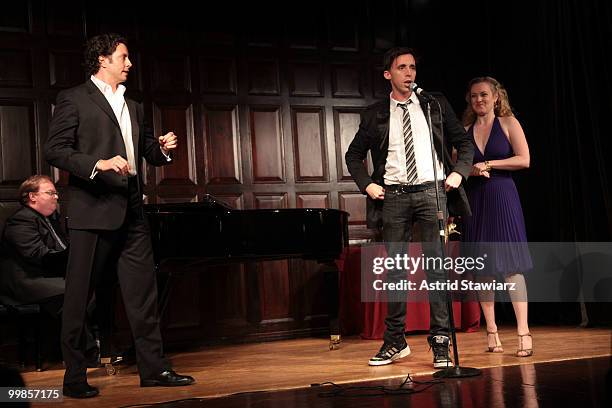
left=368, top=345, right=411, bottom=366
left=433, top=359, right=452, bottom=369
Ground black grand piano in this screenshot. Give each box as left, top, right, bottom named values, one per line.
left=145, top=196, right=349, bottom=342
left=97, top=195, right=348, bottom=374
left=146, top=195, right=349, bottom=265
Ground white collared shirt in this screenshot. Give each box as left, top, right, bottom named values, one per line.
left=384, top=93, right=445, bottom=185
left=90, top=75, right=137, bottom=176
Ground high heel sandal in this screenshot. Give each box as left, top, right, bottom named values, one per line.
left=516, top=333, right=533, bottom=357
left=486, top=331, right=504, bottom=353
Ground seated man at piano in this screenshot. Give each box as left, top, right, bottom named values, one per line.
left=0, top=175, right=74, bottom=363
left=1, top=175, right=101, bottom=364
left=0, top=175, right=67, bottom=314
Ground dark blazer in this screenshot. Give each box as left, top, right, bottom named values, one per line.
left=0, top=206, right=66, bottom=304
left=345, top=93, right=474, bottom=229
left=44, top=80, right=171, bottom=230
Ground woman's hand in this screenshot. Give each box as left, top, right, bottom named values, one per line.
left=471, top=162, right=490, bottom=178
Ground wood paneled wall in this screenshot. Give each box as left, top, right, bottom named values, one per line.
left=0, top=0, right=405, bottom=344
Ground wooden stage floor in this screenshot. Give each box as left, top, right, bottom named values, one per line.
left=21, top=325, right=612, bottom=407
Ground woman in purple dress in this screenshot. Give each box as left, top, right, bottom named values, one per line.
left=462, top=77, right=533, bottom=357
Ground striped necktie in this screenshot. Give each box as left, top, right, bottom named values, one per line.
left=398, top=101, right=418, bottom=184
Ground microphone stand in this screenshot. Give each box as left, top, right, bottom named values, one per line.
left=423, top=97, right=481, bottom=379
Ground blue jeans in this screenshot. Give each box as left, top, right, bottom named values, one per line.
left=382, top=184, right=450, bottom=344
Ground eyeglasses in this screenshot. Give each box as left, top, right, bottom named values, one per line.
left=37, top=190, right=59, bottom=198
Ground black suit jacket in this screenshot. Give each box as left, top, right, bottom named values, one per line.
left=345, top=93, right=474, bottom=229
left=0, top=206, right=66, bottom=304
left=45, top=80, right=171, bottom=230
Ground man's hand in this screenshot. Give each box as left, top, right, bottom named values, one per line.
left=96, top=155, right=130, bottom=175
left=444, top=172, right=463, bottom=192
left=365, top=183, right=385, bottom=200
left=159, top=132, right=178, bottom=154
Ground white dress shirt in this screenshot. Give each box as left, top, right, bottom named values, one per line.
left=384, top=93, right=445, bottom=185
left=90, top=75, right=137, bottom=176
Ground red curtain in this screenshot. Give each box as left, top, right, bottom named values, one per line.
left=338, top=245, right=481, bottom=339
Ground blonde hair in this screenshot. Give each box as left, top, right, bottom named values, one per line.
left=462, top=76, right=513, bottom=126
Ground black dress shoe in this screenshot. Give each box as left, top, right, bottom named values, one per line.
left=140, top=370, right=195, bottom=387
left=63, top=382, right=99, bottom=398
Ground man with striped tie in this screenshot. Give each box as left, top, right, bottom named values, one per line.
left=345, top=47, right=473, bottom=368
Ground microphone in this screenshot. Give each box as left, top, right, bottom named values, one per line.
left=409, top=83, right=436, bottom=101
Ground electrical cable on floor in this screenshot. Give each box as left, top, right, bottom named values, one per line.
left=120, top=398, right=204, bottom=407
left=311, top=373, right=444, bottom=397
left=118, top=389, right=274, bottom=408
left=118, top=374, right=443, bottom=406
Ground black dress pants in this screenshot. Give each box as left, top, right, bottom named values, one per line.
left=61, top=177, right=169, bottom=385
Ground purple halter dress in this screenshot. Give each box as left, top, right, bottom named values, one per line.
left=462, top=117, right=532, bottom=276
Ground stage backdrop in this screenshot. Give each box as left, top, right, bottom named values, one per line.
left=0, top=0, right=610, bottom=348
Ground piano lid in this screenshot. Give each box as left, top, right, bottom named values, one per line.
left=144, top=194, right=349, bottom=217
left=144, top=194, right=232, bottom=213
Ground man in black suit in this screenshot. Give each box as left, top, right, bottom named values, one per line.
left=0, top=175, right=66, bottom=311
left=345, top=47, right=473, bottom=368
left=45, top=33, right=194, bottom=398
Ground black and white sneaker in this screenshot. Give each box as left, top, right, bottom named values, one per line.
left=368, top=340, right=411, bottom=366
left=428, top=335, right=452, bottom=369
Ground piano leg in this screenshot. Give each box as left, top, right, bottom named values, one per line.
left=321, top=261, right=341, bottom=350
left=94, top=274, right=130, bottom=376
